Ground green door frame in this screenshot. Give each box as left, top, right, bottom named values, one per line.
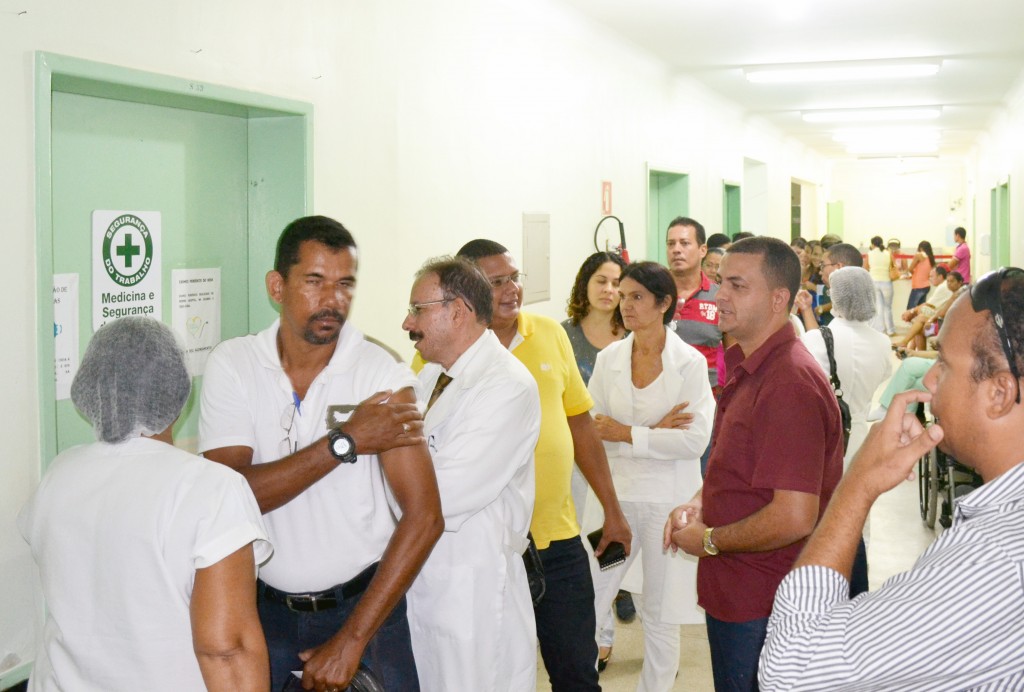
left=990, top=181, right=1011, bottom=268
left=647, top=168, right=689, bottom=264
left=723, top=183, right=741, bottom=237
left=34, top=52, right=313, bottom=474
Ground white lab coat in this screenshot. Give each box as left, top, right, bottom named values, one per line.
left=587, top=329, right=715, bottom=691
left=407, top=330, right=541, bottom=692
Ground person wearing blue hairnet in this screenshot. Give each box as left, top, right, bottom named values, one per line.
left=19, top=317, right=272, bottom=691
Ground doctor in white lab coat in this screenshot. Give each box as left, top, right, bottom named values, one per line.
left=402, top=258, right=541, bottom=692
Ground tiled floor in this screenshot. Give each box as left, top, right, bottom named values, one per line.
left=537, top=350, right=940, bottom=691
left=535, top=477, right=936, bottom=691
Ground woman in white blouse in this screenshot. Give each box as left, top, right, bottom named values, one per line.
left=18, top=318, right=271, bottom=692
left=589, top=262, right=715, bottom=691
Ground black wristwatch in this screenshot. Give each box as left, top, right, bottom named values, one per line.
left=327, top=428, right=358, bottom=464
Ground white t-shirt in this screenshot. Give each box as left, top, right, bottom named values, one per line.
left=18, top=437, right=270, bottom=692
left=802, top=317, right=893, bottom=466
left=198, top=319, right=418, bottom=592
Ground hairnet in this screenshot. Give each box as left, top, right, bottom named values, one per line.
left=70, top=317, right=191, bottom=443
left=829, top=266, right=877, bottom=322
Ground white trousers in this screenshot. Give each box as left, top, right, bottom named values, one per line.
left=592, top=501, right=701, bottom=691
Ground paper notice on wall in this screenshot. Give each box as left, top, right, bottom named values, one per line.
left=53, top=273, right=80, bottom=401
left=171, top=268, right=221, bottom=376
left=92, top=211, right=162, bottom=330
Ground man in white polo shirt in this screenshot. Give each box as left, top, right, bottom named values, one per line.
left=199, top=215, right=443, bottom=692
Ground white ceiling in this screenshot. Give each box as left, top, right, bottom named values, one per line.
left=555, top=0, right=1024, bottom=159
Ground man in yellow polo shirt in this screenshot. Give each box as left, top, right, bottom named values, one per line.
left=457, top=239, right=631, bottom=691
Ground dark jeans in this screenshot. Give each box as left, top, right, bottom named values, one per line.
left=258, top=581, right=419, bottom=692
left=850, top=537, right=869, bottom=598
left=534, top=536, right=601, bottom=691
left=705, top=613, right=768, bottom=692
left=907, top=286, right=930, bottom=310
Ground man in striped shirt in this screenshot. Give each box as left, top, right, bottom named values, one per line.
left=760, top=268, right=1024, bottom=691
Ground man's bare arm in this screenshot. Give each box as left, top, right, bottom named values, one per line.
left=204, top=389, right=424, bottom=513
left=794, top=391, right=942, bottom=577
left=297, top=387, right=443, bottom=689
left=569, top=411, right=632, bottom=555
left=671, top=488, right=819, bottom=556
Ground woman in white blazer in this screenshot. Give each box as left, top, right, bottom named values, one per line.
left=589, top=262, right=715, bottom=692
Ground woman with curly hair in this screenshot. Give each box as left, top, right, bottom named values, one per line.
left=562, top=251, right=628, bottom=384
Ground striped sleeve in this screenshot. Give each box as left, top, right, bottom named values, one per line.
left=760, top=523, right=1024, bottom=691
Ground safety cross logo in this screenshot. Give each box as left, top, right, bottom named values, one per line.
left=102, top=214, right=154, bottom=287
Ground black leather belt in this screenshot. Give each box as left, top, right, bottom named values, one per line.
left=260, top=562, right=378, bottom=613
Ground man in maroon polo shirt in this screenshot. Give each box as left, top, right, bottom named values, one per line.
left=664, top=236, right=844, bottom=691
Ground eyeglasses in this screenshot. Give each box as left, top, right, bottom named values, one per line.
left=280, top=401, right=298, bottom=456
left=488, top=272, right=525, bottom=289
left=407, top=298, right=453, bottom=317
left=970, top=267, right=1023, bottom=404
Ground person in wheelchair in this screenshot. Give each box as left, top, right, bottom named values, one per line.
left=759, top=267, right=1024, bottom=690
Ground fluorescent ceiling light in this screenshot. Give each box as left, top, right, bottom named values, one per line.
left=845, top=141, right=940, bottom=155
left=802, top=108, right=941, bottom=123
left=832, top=128, right=940, bottom=144
left=746, top=61, right=941, bottom=84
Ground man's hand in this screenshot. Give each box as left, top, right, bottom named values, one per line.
left=846, top=390, right=944, bottom=502
left=298, top=635, right=362, bottom=692
left=663, top=502, right=702, bottom=552
left=653, top=402, right=693, bottom=430
left=344, top=389, right=424, bottom=454
left=596, top=506, right=632, bottom=557
left=794, top=289, right=814, bottom=313
left=670, top=518, right=707, bottom=557
left=593, top=413, right=631, bottom=443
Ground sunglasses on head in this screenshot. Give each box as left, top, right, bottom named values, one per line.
left=970, top=267, right=1024, bottom=404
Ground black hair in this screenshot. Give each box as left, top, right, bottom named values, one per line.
left=726, top=237, right=801, bottom=310
left=954, top=227, right=967, bottom=241
left=971, top=271, right=1024, bottom=384
left=935, top=264, right=949, bottom=278
left=667, top=217, right=706, bottom=246
left=275, top=216, right=357, bottom=277
left=917, top=240, right=936, bottom=268
left=416, top=256, right=493, bottom=325
left=827, top=243, right=865, bottom=268
left=732, top=231, right=755, bottom=242
left=870, top=236, right=885, bottom=250
left=566, top=252, right=627, bottom=330
left=706, top=233, right=731, bottom=250
left=456, top=239, right=510, bottom=262
left=620, top=261, right=677, bottom=325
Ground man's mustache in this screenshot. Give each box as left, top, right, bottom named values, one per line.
left=308, top=309, right=345, bottom=324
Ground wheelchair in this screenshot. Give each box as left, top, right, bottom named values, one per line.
left=918, top=445, right=982, bottom=529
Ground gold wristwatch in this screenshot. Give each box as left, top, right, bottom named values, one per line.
left=702, top=527, right=720, bottom=556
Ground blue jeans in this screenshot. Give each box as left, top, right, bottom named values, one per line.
left=705, top=613, right=768, bottom=692
left=535, top=536, right=600, bottom=691
left=907, top=286, right=930, bottom=310
left=258, top=581, right=419, bottom=692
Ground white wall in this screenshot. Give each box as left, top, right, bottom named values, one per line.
left=827, top=158, right=969, bottom=259
left=0, top=0, right=829, bottom=675
left=968, top=75, right=1024, bottom=273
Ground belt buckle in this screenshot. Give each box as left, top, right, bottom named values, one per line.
left=285, top=593, right=316, bottom=612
